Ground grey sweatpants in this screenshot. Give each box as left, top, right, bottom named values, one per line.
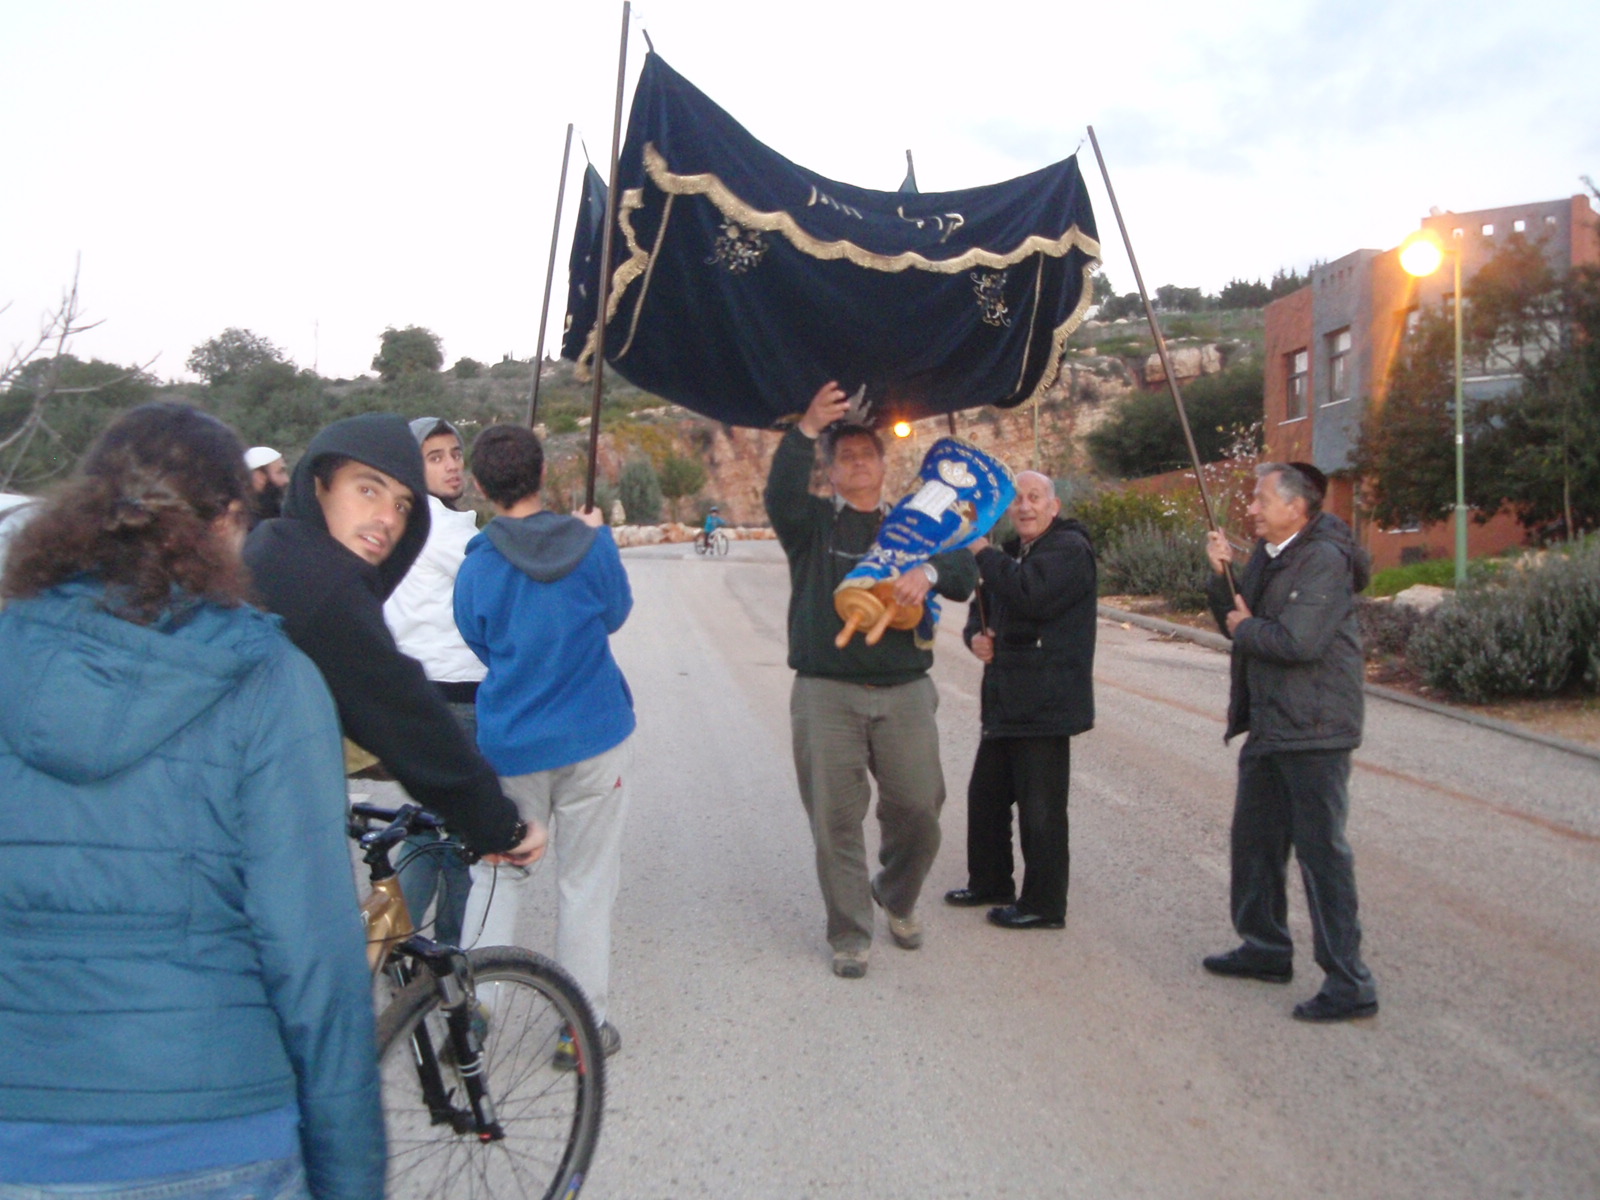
left=462, top=737, right=632, bottom=1024
left=790, top=674, right=945, bottom=953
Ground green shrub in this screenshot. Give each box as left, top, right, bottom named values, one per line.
left=1364, top=554, right=1508, bottom=597
left=1356, top=599, right=1428, bottom=659
left=1065, top=488, right=1193, bottom=553
left=1407, top=541, right=1600, bottom=700
left=618, top=458, right=662, bottom=524
left=1099, top=520, right=1209, bottom=609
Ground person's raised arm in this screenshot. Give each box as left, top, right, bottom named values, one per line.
left=764, top=381, right=847, bottom=548
left=1206, top=530, right=1241, bottom=637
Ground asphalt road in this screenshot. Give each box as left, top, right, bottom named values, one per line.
left=479, top=539, right=1600, bottom=1199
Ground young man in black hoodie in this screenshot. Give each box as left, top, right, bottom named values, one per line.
left=243, top=414, right=543, bottom=865
left=952, top=470, right=1096, bottom=931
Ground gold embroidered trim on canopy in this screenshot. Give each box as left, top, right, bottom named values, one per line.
left=617, top=193, right=676, bottom=360
left=574, top=187, right=656, bottom=379
left=577, top=155, right=1100, bottom=409
left=1011, top=258, right=1045, bottom=391
left=1021, top=260, right=1097, bottom=406
left=642, top=144, right=1101, bottom=274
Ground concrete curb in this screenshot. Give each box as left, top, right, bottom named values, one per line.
left=1098, top=603, right=1600, bottom=765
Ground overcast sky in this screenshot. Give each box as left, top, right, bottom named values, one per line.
left=2, top=0, right=1596, bottom=383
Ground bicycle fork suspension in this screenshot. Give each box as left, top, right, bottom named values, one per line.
left=408, top=938, right=506, bottom=1142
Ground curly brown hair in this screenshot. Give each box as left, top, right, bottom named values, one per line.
left=1, top=403, right=253, bottom=623
left=469, top=424, right=545, bottom=508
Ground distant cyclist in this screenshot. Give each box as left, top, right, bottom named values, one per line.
left=701, top=505, right=726, bottom=551
left=0, top=404, right=383, bottom=1199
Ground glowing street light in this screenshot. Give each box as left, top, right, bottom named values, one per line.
left=1399, top=228, right=1467, bottom=587
left=892, top=420, right=913, bottom=439
left=1398, top=230, right=1446, bottom=278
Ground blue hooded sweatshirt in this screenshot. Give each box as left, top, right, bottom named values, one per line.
left=0, top=581, right=384, bottom=1198
left=454, top=513, right=634, bottom=775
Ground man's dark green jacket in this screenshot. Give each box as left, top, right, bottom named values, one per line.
left=764, top=426, right=977, bottom=685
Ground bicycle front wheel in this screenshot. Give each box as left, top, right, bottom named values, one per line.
left=376, top=946, right=605, bottom=1200
left=713, top=531, right=729, bottom=556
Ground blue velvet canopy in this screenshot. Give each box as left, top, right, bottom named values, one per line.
left=562, top=54, right=1100, bottom=429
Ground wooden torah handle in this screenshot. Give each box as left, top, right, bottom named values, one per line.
left=834, top=580, right=925, bottom=648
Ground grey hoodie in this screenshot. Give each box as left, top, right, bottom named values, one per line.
left=483, top=510, right=598, bottom=582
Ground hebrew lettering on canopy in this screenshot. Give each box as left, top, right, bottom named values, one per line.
left=562, top=53, right=1100, bottom=430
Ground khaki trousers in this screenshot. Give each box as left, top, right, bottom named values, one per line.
left=790, top=675, right=945, bottom=952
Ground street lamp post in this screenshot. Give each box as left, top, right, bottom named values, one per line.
left=1399, top=230, right=1468, bottom=587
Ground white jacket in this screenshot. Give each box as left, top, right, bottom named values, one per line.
left=383, top=495, right=487, bottom=684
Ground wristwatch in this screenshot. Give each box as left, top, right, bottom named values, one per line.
left=921, top=563, right=939, bottom=586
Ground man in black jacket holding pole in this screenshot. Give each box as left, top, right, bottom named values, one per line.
left=1202, top=461, right=1378, bottom=1022
left=948, top=471, right=1096, bottom=930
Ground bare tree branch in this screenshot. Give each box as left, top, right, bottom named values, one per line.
left=0, top=258, right=142, bottom=491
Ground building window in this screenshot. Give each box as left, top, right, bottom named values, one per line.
left=1481, top=223, right=1495, bottom=236
left=1513, top=218, right=1527, bottom=233
left=1546, top=215, right=1559, bottom=227
left=1324, top=328, right=1352, bottom=404
left=1452, top=227, right=1464, bottom=239
left=1285, top=349, right=1308, bottom=421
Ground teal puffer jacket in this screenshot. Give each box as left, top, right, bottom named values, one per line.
left=0, top=581, right=384, bottom=1200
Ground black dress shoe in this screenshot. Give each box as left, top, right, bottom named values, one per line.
left=1202, top=949, right=1293, bottom=984
left=986, top=905, right=1064, bottom=930
left=944, top=887, right=1015, bottom=908
left=1292, top=993, right=1379, bottom=1022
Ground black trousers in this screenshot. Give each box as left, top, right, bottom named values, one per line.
left=964, top=735, right=1071, bottom=921
left=1231, top=748, right=1376, bottom=1003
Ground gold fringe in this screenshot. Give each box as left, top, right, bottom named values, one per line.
left=1022, top=259, right=1098, bottom=405
left=1014, top=257, right=1046, bottom=392
left=573, top=187, right=655, bottom=381
left=617, top=192, right=675, bottom=360
left=643, top=143, right=1101, bottom=274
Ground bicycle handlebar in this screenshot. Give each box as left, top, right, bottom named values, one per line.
left=348, top=802, right=445, bottom=855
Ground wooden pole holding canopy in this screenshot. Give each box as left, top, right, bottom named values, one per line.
left=1086, top=125, right=1236, bottom=591
left=528, top=122, right=575, bottom=428
left=584, top=2, right=632, bottom=510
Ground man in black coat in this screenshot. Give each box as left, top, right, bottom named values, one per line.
left=243, top=414, right=543, bottom=865
left=948, top=471, right=1096, bottom=930
left=1202, top=461, right=1378, bottom=1022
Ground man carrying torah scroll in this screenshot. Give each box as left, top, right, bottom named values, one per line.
left=764, top=381, right=982, bottom=979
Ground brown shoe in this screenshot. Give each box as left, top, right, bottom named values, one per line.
left=831, top=947, right=870, bottom=978
left=871, top=877, right=923, bottom=949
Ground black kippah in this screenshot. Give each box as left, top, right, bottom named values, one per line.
left=1286, top=460, right=1328, bottom=503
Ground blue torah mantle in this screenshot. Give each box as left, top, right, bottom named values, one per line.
left=562, top=53, right=1100, bottom=429
left=840, top=438, right=1015, bottom=645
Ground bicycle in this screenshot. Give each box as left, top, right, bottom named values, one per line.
left=350, top=801, right=605, bottom=1199
left=694, top=527, right=729, bottom=556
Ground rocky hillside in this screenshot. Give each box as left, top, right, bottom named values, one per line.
left=530, top=322, right=1253, bottom=524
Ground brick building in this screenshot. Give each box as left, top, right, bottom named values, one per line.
left=1262, top=194, right=1599, bottom=570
